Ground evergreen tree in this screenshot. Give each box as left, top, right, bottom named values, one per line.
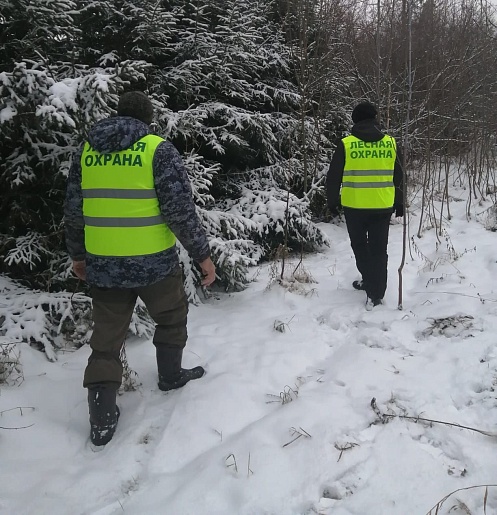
left=73, top=0, right=176, bottom=70
left=0, top=0, right=77, bottom=67
left=1, top=0, right=335, bottom=303
left=0, top=0, right=154, bottom=289
left=152, top=0, right=331, bottom=291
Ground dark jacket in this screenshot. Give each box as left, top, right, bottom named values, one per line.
left=326, top=119, right=404, bottom=214
left=64, top=116, right=210, bottom=288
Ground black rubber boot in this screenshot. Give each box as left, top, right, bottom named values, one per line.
left=156, top=346, right=205, bottom=392
left=366, top=297, right=383, bottom=311
left=88, top=385, right=120, bottom=446
left=352, top=280, right=366, bottom=291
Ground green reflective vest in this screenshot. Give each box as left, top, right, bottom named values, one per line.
left=341, top=134, right=397, bottom=209
left=81, top=134, right=176, bottom=257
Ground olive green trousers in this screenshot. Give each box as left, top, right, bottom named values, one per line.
left=83, top=269, right=188, bottom=388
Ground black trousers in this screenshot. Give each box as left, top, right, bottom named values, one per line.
left=344, top=208, right=391, bottom=301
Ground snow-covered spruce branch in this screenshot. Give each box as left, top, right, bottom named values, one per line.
left=0, top=286, right=92, bottom=361
left=4, top=232, right=54, bottom=269
left=0, top=278, right=154, bottom=361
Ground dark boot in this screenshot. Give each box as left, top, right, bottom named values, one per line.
left=366, top=297, right=383, bottom=311
left=88, top=385, right=120, bottom=446
left=352, top=280, right=366, bottom=290
left=156, top=346, right=205, bottom=392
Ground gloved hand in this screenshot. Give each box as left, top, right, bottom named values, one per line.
left=394, top=204, right=404, bottom=218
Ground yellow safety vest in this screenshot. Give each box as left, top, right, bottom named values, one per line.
left=341, top=134, right=397, bottom=209
left=81, top=134, right=176, bottom=257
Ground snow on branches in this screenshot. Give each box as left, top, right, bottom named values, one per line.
left=0, top=277, right=154, bottom=361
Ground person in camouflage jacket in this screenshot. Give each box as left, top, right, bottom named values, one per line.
left=64, top=91, right=215, bottom=447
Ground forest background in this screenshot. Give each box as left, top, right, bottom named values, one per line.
left=1, top=0, right=497, bottom=359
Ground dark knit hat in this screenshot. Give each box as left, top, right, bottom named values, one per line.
left=351, top=102, right=377, bottom=123
left=117, top=91, right=154, bottom=125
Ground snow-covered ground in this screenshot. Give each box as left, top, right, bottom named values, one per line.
left=2, top=196, right=497, bottom=515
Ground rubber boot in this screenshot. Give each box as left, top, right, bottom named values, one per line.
left=88, top=384, right=120, bottom=446
left=156, top=346, right=205, bottom=392
left=352, top=280, right=366, bottom=291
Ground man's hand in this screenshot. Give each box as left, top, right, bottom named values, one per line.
left=72, top=260, right=86, bottom=281
left=199, top=257, right=216, bottom=286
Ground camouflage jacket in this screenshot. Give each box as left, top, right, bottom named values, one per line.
left=64, top=116, right=210, bottom=288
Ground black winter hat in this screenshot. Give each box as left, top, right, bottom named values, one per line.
left=351, top=102, right=377, bottom=123
left=117, top=91, right=154, bottom=125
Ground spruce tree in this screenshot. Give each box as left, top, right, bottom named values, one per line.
left=151, top=0, right=330, bottom=292
left=1, top=0, right=337, bottom=299
left=0, top=0, right=156, bottom=288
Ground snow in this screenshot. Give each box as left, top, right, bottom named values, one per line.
left=0, top=104, right=17, bottom=124
left=49, top=81, right=79, bottom=112
left=2, top=197, right=497, bottom=515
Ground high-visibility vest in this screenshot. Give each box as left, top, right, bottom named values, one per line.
left=341, top=134, right=397, bottom=209
left=81, top=134, right=176, bottom=257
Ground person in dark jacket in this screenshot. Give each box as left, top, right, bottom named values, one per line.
left=326, top=101, right=404, bottom=309
left=64, top=91, right=216, bottom=446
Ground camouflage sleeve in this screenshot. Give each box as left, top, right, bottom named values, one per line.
left=64, top=146, right=86, bottom=260
left=153, top=142, right=211, bottom=263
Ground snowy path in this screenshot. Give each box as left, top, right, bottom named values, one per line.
left=2, top=215, right=497, bottom=515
